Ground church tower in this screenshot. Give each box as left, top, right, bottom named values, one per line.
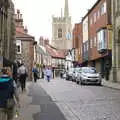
left=51, top=0, right=72, bottom=50
left=64, top=0, right=69, bottom=18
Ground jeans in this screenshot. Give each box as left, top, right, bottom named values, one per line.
left=46, top=76, right=50, bottom=82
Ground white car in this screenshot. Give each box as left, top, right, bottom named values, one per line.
left=76, top=67, right=102, bottom=85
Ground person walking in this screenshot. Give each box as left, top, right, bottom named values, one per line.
left=32, top=66, right=39, bottom=82
left=17, top=63, right=28, bottom=92
left=45, top=67, right=52, bottom=82
left=0, top=68, right=20, bottom=120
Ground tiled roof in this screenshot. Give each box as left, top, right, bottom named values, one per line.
left=36, top=45, right=50, bottom=56
left=45, top=45, right=65, bottom=59
left=16, top=30, right=34, bottom=39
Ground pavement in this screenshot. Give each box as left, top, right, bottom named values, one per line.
left=13, top=81, right=41, bottom=120
left=14, top=80, right=67, bottom=120
left=14, top=78, right=120, bottom=120
left=102, top=78, right=120, bottom=90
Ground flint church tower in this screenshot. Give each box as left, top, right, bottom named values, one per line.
left=51, top=0, right=72, bottom=50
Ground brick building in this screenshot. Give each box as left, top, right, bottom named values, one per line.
left=15, top=10, right=35, bottom=80
left=72, top=0, right=112, bottom=77
left=88, top=0, right=112, bottom=75
left=72, top=23, right=83, bottom=66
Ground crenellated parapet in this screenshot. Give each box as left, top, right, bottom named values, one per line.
left=52, top=17, right=66, bottom=23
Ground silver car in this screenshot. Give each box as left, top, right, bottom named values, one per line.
left=72, top=67, right=81, bottom=82
left=76, top=67, right=102, bottom=85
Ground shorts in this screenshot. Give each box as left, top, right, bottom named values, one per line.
left=0, top=107, right=14, bottom=120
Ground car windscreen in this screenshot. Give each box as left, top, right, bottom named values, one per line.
left=82, top=68, right=96, bottom=73
left=69, top=68, right=74, bottom=72
left=75, top=68, right=81, bottom=73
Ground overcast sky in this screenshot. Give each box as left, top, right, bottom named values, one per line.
left=13, top=0, right=97, bottom=40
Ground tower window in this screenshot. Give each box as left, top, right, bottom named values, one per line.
left=58, top=28, right=62, bottom=38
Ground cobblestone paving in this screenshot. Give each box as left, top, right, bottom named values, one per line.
left=38, top=78, right=120, bottom=120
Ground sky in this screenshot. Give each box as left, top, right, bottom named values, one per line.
left=13, top=0, right=97, bottom=41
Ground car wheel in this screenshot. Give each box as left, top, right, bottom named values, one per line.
left=66, top=77, right=68, bottom=80
left=76, top=81, right=79, bottom=84
left=98, top=82, right=102, bottom=86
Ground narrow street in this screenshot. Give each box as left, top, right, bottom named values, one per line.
left=19, top=78, right=120, bottom=120
left=24, top=81, right=67, bottom=120
left=35, top=78, right=120, bottom=120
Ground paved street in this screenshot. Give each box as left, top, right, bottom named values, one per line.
left=20, top=81, right=67, bottom=120
left=37, top=78, right=120, bottom=120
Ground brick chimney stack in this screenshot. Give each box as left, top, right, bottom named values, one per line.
left=24, top=26, right=28, bottom=33
left=15, top=9, right=24, bottom=33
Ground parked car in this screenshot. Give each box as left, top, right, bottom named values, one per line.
left=62, top=72, right=66, bottom=79
left=72, top=67, right=81, bottom=82
left=66, top=68, right=74, bottom=81
left=76, top=67, right=102, bottom=85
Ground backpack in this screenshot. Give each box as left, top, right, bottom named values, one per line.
left=0, top=75, right=14, bottom=108
left=32, top=68, right=38, bottom=73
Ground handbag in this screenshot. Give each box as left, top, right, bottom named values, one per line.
left=6, top=98, right=15, bottom=109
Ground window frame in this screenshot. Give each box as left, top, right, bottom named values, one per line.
left=58, top=28, right=62, bottom=38
left=16, top=40, right=22, bottom=54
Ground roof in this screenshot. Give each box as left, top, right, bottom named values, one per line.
left=82, top=0, right=101, bottom=21
left=45, top=45, right=65, bottom=59
left=36, top=45, right=50, bottom=56
left=16, top=30, right=34, bottom=39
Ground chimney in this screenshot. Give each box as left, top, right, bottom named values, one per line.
left=24, top=26, right=28, bottom=33
left=15, top=9, right=23, bottom=27
left=39, top=36, right=43, bottom=45
left=44, top=38, right=49, bottom=45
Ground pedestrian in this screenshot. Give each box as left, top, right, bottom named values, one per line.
left=105, top=63, right=110, bottom=80
left=32, top=66, right=39, bottom=82
left=17, top=63, right=28, bottom=92
left=45, top=67, right=52, bottom=82
left=0, top=68, right=20, bottom=120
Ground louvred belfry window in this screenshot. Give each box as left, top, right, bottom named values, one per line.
left=58, top=28, right=62, bottom=38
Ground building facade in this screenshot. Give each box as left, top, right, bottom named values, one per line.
left=0, top=0, right=16, bottom=63
left=111, top=0, right=120, bottom=82
left=15, top=10, right=35, bottom=80
left=82, top=16, right=89, bottom=65
left=88, top=0, right=112, bottom=75
left=51, top=0, right=72, bottom=50
left=72, top=0, right=112, bottom=79
left=72, top=23, right=83, bottom=66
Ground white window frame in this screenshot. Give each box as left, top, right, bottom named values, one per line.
left=16, top=40, right=22, bottom=54
left=97, top=29, right=107, bottom=50
left=90, top=18, right=93, bottom=25
left=100, top=4, right=104, bottom=15
left=104, top=2, right=106, bottom=13
left=90, top=38, right=93, bottom=48
left=94, top=36, right=96, bottom=47
left=97, top=10, right=100, bottom=19
left=94, top=12, right=96, bottom=23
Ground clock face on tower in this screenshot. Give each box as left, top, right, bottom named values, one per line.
left=66, top=32, right=71, bottom=40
